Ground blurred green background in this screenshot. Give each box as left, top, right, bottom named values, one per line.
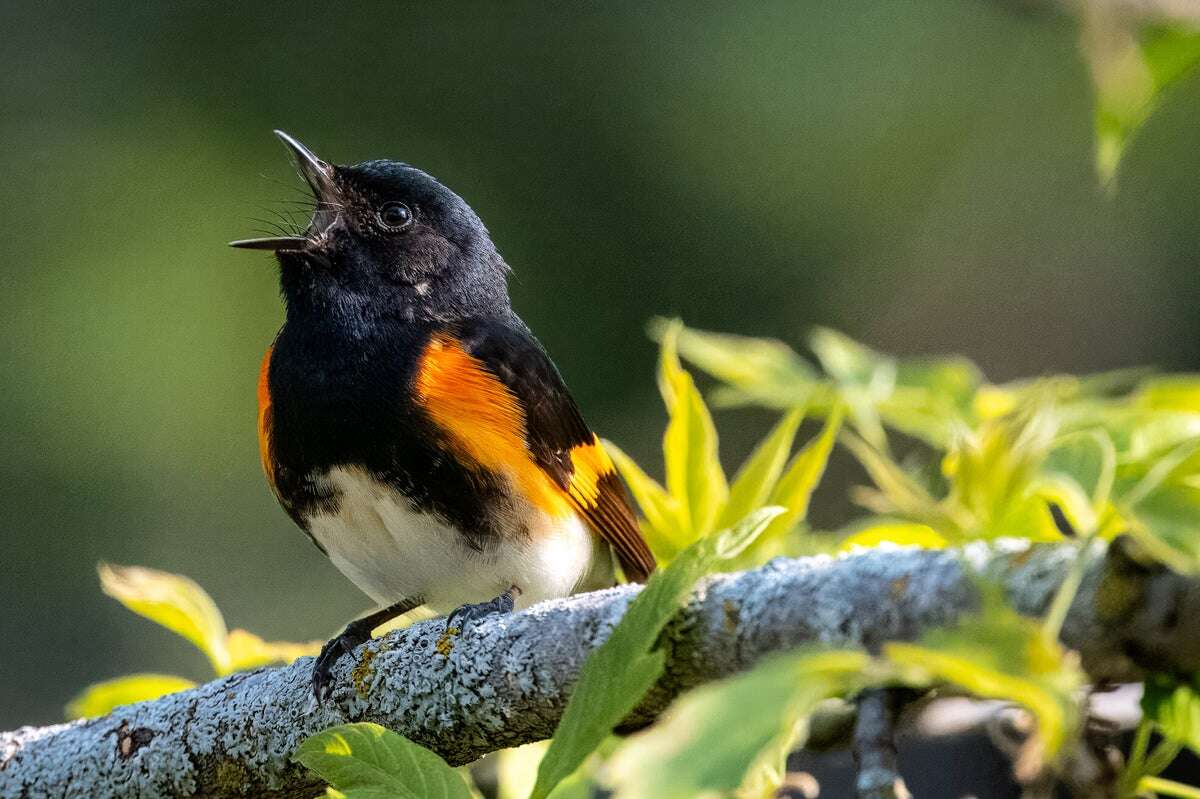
left=2, top=0, right=1198, bottom=728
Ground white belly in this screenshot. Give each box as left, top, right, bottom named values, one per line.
left=305, top=465, right=610, bottom=613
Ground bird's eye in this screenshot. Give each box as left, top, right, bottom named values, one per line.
left=376, top=201, right=413, bottom=231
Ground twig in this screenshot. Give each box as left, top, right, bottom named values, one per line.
left=852, top=688, right=911, bottom=799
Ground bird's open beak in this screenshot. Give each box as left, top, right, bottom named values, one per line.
left=230, top=130, right=337, bottom=252
left=273, top=130, right=336, bottom=203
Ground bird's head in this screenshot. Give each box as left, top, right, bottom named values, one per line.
left=233, top=131, right=510, bottom=324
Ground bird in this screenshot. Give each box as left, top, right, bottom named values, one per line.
left=232, top=131, right=656, bottom=700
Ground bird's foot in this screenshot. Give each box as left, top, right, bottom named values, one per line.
left=312, top=618, right=373, bottom=703
left=446, top=586, right=520, bottom=632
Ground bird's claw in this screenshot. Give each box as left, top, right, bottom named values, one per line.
left=446, top=586, right=518, bottom=632
left=311, top=620, right=371, bottom=703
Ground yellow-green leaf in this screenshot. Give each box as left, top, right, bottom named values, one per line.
left=808, top=328, right=894, bottom=450
left=604, top=439, right=686, bottom=559
left=1138, top=776, right=1200, bottom=799
left=1028, top=475, right=1098, bottom=542
left=838, top=523, right=947, bottom=552
left=652, top=319, right=819, bottom=409
left=718, top=407, right=804, bottom=530
left=1127, top=413, right=1200, bottom=462
left=65, top=673, right=195, bottom=719
left=225, top=628, right=321, bottom=673
left=99, top=563, right=230, bottom=674
left=841, top=429, right=948, bottom=527
left=658, top=320, right=728, bottom=538
left=1136, top=376, right=1200, bottom=413
left=760, top=406, right=844, bottom=543
left=495, top=742, right=548, bottom=799
left=294, top=722, right=473, bottom=799
left=943, top=403, right=1060, bottom=537
left=494, top=741, right=595, bottom=799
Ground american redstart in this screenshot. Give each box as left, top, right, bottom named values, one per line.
left=232, top=131, right=655, bottom=700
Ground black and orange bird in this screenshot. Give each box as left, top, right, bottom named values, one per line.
left=232, top=132, right=655, bottom=699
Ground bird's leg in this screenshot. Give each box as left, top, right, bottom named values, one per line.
left=312, top=595, right=423, bottom=702
left=446, top=585, right=521, bottom=632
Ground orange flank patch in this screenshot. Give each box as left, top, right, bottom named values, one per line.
left=416, top=335, right=571, bottom=516
left=257, top=345, right=277, bottom=490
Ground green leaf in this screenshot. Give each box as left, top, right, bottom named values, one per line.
left=1082, top=8, right=1200, bottom=186
left=1120, top=437, right=1200, bottom=573
left=1142, top=25, right=1200, bottom=92
left=607, top=649, right=868, bottom=799
left=884, top=593, right=1083, bottom=757
left=603, top=439, right=686, bottom=559
left=294, top=722, right=473, bottom=799
left=653, top=319, right=819, bottom=409
left=1123, top=437, right=1200, bottom=508
left=894, top=356, right=982, bottom=407
left=530, top=507, right=784, bottom=799
left=1143, top=675, right=1200, bottom=754
left=880, top=356, right=982, bottom=447
left=1038, top=429, right=1118, bottom=538
left=717, top=407, right=804, bottom=530
left=98, top=563, right=230, bottom=674
left=1130, top=486, right=1200, bottom=574
left=1044, top=430, right=1117, bottom=514
left=657, top=320, right=729, bottom=539
left=65, top=673, right=195, bottom=719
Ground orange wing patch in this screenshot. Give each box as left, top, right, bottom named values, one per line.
left=257, top=345, right=277, bottom=491
left=416, top=335, right=570, bottom=516
left=416, top=334, right=656, bottom=582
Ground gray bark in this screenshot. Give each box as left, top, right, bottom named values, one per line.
left=2, top=538, right=1197, bottom=799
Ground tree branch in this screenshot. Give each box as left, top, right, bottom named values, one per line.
left=3, top=538, right=1198, bottom=799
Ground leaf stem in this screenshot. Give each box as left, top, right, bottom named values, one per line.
left=1144, top=738, right=1183, bottom=780
left=1042, top=534, right=1098, bottom=647
left=1120, top=718, right=1154, bottom=797
left=1139, top=776, right=1200, bottom=799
